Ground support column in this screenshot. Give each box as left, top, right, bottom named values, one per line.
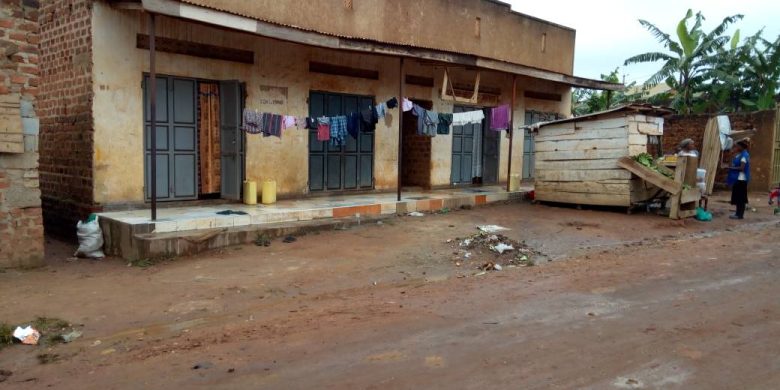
left=397, top=57, right=404, bottom=202
left=149, top=13, right=158, bottom=220
left=506, top=75, right=517, bottom=192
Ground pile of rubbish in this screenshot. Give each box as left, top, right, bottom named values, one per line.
left=447, top=225, right=540, bottom=275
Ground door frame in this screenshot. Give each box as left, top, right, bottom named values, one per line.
left=451, top=104, right=499, bottom=186
left=142, top=73, right=246, bottom=202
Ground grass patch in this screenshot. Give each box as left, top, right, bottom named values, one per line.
left=0, top=323, right=14, bottom=350
left=31, top=317, right=70, bottom=346
left=129, top=254, right=175, bottom=268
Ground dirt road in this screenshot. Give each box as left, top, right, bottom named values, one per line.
left=1, top=196, right=779, bottom=389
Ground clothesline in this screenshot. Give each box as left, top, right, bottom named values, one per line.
left=241, top=97, right=508, bottom=144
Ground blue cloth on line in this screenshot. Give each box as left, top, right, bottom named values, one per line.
left=330, top=115, right=348, bottom=146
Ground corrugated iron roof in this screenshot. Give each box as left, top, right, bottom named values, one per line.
left=526, top=104, right=676, bottom=130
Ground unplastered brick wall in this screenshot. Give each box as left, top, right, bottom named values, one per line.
left=0, top=0, right=44, bottom=268
left=664, top=111, right=775, bottom=191
left=38, top=0, right=96, bottom=238
left=402, top=111, right=432, bottom=188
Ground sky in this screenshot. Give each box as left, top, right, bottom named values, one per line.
left=505, top=0, right=780, bottom=85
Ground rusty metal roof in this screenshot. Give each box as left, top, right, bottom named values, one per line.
left=527, top=104, right=676, bottom=130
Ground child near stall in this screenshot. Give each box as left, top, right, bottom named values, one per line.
left=769, top=184, right=780, bottom=215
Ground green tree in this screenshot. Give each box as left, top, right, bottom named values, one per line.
left=572, top=68, right=639, bottom=116
left=625, top=9, right=743, bottom=113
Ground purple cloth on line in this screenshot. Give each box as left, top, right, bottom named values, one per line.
left=490, top=104, right=510, bottom=131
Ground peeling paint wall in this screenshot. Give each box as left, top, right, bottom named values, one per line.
left=91, top=4, right=569, bottom=206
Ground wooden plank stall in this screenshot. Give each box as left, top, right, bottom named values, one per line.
left=531, top=104, right=674, bottom=208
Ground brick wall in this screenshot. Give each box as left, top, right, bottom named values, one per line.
left=0, top=0, right=44, bottom=268
left=664, top=110, right=777, bottom=192
left=38, top=0, right=96, bottom=238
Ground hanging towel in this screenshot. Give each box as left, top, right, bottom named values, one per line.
left=490, top=104, right=510, bottom=131
left=262, top=113, right=283, bottom=138
left=346, top=112, right=361, bottom=139
left=402, top=97, right=413, bottom=112
left=375, top=102, right=387, bottom=119
left=317, top=117, right=331, bottom=142
left=386, top=97, right=398, bottom=109
left=330, top=115, right=348, bottom=146
left=360, top=107, right=378, bottom=132
left=452, top=110, right=485, bottom=126
left=437, top=113, right=453, bottom=135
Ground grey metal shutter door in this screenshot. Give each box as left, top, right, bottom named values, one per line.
left=144, top=76, right=197, bottom=201
left=219, top=80, right=244, bottom=200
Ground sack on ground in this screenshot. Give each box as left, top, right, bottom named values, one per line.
left=75, top=214, right=105, bottom=258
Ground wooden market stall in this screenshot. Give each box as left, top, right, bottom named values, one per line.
left=530, top=104, right=675, bottom=209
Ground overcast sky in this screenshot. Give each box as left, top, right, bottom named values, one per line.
left=505, top=0, right=780, bottom=85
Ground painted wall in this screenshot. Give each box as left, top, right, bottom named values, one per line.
left=90, top=4, right=570, bottom=206
left=182, top=0, right=576, bottom=75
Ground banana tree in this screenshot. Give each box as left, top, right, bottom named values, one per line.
left=625, top=9, right=742, bottom=113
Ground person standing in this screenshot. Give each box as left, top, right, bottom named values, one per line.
left=677, top=138, right=699, bottom=157
left=726, top=140, right=750, bottom=220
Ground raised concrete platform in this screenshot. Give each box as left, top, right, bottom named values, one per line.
left=99, top=186, right=530, bottom=261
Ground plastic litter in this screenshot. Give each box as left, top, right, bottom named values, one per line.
left=12, top=326, right=40, bottom=345
left=61, top=330, right=82, bottom=343
left=477, top=225, right=509, bottom=233
left=409, top=212, right=424, bottom=217
left=75, top=214, right=105, bottom=258
left=490, top=243, right=515, bottom=254
left=695, top=207, right=712, bottom=222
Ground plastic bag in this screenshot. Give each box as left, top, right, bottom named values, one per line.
left=695, top=207, right=712, bottom=222
left=75, top=214, right=105, bottom=258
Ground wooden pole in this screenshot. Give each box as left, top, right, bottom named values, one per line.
left=506, top=75, right=517, bottom=192
left=149, top=13, right=157, bottom=221
left=397, top=57, right=404, bottom=202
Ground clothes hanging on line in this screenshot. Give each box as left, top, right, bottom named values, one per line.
left=317, top=117, right=331, bottom=142
left=329, top=115, right=348, bottom=146
left=305, top=117, right=318, bottom=130
left=282, top=115, right=298, bottom=130
left=346, top=112, right=361, bottom=139
left=452, top=110, right=485, bottom=126
left=437, top=113, right=453, bottom=135
left=402, top=98, right=413, bottom=112
left=242, top=108, right=262, bottom=134
left=386, top=97, right=398, bottom=109
left=261, top=113, right=283, bottom=138
left=361, top=106, right=378, bottom=132
left=411, top=104, right=438, bottom=136
left=490, top=104, right=510, bottom=131
left=375, top=102, right=387, bottom=119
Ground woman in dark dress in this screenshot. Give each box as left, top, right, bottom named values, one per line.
left=726, top=140, right=750, bottom=220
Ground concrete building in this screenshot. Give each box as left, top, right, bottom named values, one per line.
left=39, top=0, right=620, bottom=238
left=0, top=0, right=44, bottom=268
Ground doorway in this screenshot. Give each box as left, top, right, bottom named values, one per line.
left=451, top=106, right=499, bottom=185
left=143, top=75, right=244, bottom=202
left=401, top=99, right=433, bottom=188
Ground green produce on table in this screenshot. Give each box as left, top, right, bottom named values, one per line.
left=632, top=153, right=674, bottom=178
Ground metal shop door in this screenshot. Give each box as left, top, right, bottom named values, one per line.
left=308, top=91, right=375, bottom=192
left=144, top=75, right=197, bottom=201
left=219, top=80, right=245, bottom=200
left=482, top=110, right=500, bottom=185
left=451, top=106, right=476, bottom=185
